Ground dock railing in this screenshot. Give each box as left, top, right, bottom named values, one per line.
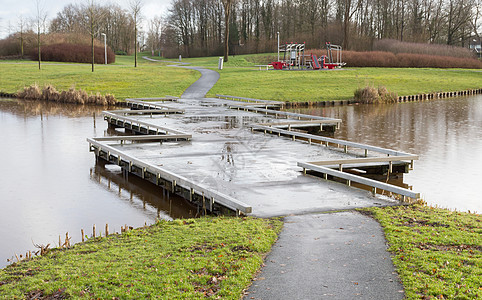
left=298, top=162, right=420, bottom=201
left=103, top=111, right=189, bottom=136
left=87, top=138, right=252, bottom=215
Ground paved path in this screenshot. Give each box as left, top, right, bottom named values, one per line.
left=143, top=56, right=405, bottom=299
left=179, top=66, right=220, bottom=98
left=244, top=212, right=404, bottom=299
left=142, top=57, right=219, bottom=98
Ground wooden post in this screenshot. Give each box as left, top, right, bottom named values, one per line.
left=93, top=224, right=96, bottom=238
left=59, top=235, right=62, bottom=248
left=105, top=224, right=109, bottom=237
left=81, top=229, right=85, bottom=242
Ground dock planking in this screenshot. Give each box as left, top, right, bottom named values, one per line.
left=88, top=96, right=421, bottom=216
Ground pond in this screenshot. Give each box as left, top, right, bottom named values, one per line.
left=288, top=95, right=482, bottom=213
left=0, top=99, right=195, bottom=268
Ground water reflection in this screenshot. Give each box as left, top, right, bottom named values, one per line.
left=90, top=163, right=196, bottom=219
left=0, top=99, right=194, bottom=268
left=289, top=96, right=482, bottom=212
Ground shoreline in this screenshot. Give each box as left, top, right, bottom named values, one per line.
left=3, top=86, right=482, bottom=109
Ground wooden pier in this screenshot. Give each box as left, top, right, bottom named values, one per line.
left=103, top=111, right=189, bottom=136
left=88, top=96, right=422, bottom=216
left=88, top=138, right=252, bottom=216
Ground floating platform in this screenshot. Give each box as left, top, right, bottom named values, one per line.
left=88, top=96, right=420, bottom=217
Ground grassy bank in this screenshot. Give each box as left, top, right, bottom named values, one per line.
left=3, top=54, right=481, bottom=103
left=0, top=217, right=282, bottom=299
left=364, top=205, right=482, bottom=299
left=0, top=56, right=199, bottom=100
left=209, top=67, right=482, bottom=101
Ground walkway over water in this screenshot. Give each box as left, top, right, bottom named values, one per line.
left=89, top=96, right=418, bottom=217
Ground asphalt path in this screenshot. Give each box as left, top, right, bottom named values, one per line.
left=244, top=212, right=404, bottom=300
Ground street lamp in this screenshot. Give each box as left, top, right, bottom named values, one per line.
left=101, top=33, right=107, bottom=64
left=277, top=31, right=280, bottom=62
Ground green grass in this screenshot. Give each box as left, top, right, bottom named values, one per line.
left=0, top=55, right=199, bottom=100
left=0, top=217, right=282, bottom=299
left=144, top=53, right=277, bottom=68
left=209, top=67, right=482, bottom=101
left=363, top=205, right=482, bottom=299
left=1, top=54, right=481, bottom=102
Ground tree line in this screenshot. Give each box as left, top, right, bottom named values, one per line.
left=1, top=0, right=480, bottom=61
left=164, top=0, right=481, bottom=58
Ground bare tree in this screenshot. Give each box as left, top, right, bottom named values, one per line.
left=130, top=0, right=143, bottom=67
left=33, top=0, right=47, bottom=70
left=18, top=15, right=26, bottom=58
left=84, top=0, right=105, bottom=72
left=148, top=16, right=163, bottom=56
left=222, top=0, right=232, bottom=62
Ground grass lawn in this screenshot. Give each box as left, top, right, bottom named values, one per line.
left=0, top=55, right=199, bottom=100
left=0, top=217, right=282, bottom=299
left=1, top=53, right=481, bottom=102
left=364, top=205, right=482, bottom=300
left=208, top=67, right=482, bottom=101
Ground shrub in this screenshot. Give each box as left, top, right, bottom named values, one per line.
left=377, top=86, right=398, bottom=103
left=30, top=43, right=115, bottom=64
left=306, top=49, right=482, bottom=68
left=17, top=84, right=117, bottom=106
left=354, top=85, right=398, bottom=104
left=17, top=84, right=42, bottom=100
left=374, top=39, right=475, bottom=59
left=115, top=50, right=128, bottom=55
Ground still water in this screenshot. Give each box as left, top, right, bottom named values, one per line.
left=0, top=99, right=194, bottom=268
left=290, top=95, right=482, bottom=213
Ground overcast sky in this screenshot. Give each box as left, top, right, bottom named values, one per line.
left=0, top=0, right=171, bottom=39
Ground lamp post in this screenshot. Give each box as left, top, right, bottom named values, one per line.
left=101, top=33, right=107, bottom=64
left=277, top=31, right=280, bottom=62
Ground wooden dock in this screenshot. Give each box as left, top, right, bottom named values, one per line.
left=88, top=138, right=252, bottom=216
left=88, top=96, right=422, bottom=216
left=103, top=111, right=189, bottom=136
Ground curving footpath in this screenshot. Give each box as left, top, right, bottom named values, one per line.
left=144, top=57, right=405, bottom=299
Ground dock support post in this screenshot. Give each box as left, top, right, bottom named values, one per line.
left=323, top=173, right=328, bottom=180
left=347, top=180, right=351, bottom=186
left=202, top=192, right=206, bottom=215
left=372, top=187, right=377, bottom=196
left=303, top=168, right=306, bottom=175
left=364, top=149, right=368, bottom=157
left=344, top=145, right=347, bottom=153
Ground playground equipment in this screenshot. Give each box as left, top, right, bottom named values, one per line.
left=270, top=42, right=307, bottom=70
left=270, top=41, right=345, bottom=70
left=324, top=42, right=346, bottom=69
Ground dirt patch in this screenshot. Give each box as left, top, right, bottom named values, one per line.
left=26, top=288, right=67, bottom=300
left=402, top=217, right=450, bottom=228
left=231, top=245, right=253, bottom=252
left=416, top=243, right=482, bottom=252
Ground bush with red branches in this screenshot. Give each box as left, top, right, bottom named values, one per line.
left=307, top=49, right=482, bottom=69
left=30, top=43, right=115, bottom=64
